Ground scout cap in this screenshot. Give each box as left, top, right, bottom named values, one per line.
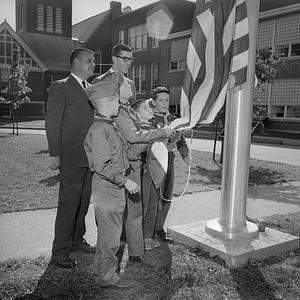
left=152, top=86, right=169, bottom=95
left=131, top=99, right=147, bottom=110
left=85, top=73, right=123, bottom=103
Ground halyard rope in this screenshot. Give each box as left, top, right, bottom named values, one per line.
left=160, top=129, right=193, bottom=202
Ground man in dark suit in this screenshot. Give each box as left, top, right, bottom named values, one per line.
left=45, top=48, right=96, bottom=268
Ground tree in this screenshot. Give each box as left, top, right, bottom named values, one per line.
left=0, top=45, right=31, bottom=135
left=252, top=46, right=285, bottom=123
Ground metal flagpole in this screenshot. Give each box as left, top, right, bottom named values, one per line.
left=205, top=0, right=260, bottom=240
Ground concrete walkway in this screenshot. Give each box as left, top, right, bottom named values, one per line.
left=0, top=129, right=299, bottom=262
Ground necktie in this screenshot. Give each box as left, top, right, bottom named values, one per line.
left=82, top=81, right=86, bottom=88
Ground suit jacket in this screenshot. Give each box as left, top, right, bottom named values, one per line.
left=45, top=75, right=94, bottom=168
left=92, top=68, right=136, bottom=105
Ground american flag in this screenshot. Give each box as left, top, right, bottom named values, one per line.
left=170, top=0, right=249, bottom=130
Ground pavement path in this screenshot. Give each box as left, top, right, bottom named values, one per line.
left=1, top=181, right=299, bottom=262
left=0, top=129, right=300, bottom=261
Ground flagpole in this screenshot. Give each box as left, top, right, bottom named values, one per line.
left=205, top=0, right=260, bottom=240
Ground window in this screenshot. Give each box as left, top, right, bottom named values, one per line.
left=151, top=37, right=160, bottom=48
left=151, top=63, right=158, bottom=91
left=286, top=106, right=300, bottom=118
left=169, top=59, right=186, bottom=71
left=128, top=24, right=147, bottom=51
left=94, top=51, right=101, bottom=74
left=0, top=30, right=40, bottom=69
left=169, top=38, right=188, bottom=72
left=169, top=105, right=180, bottom=117
left=46, top=6, right=53, bottom=32
left=271, top=106, right=284, bottom=118
left=37, top=4, right=44, bottom=31
left=0, top=67, right=9, bottom=91
left=119, top=30, right=124, bottom=44
left=274, top=43, right=300, bottom=58
left=275, top=45, right=289, bottom=57
left=291, top=43, right=300, bottom=57
left=55, top=7, right=62, bottom=33
left=128, top=65, right=146, bottom=93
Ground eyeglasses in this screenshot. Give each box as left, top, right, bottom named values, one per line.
left=115, top=55, right=133, bottom=63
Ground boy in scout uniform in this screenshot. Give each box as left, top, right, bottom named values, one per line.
left=84, top=74, right=138, bottom=289
left=96, top=73, right=175, bottom=264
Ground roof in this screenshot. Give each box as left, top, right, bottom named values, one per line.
left=72, top=10, right=111, bottom=42
left=116, top=0, right=195, bottom=34
left=260, top=0, right=300, bottom=12
left=0, top=21, right=47, bottom=71
left=19, top=33, right=73, bottom=72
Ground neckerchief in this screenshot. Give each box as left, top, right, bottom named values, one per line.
left=119, top=102, right=141, bottom=130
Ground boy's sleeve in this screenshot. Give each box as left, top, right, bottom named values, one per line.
left=92, top=126, right=127, bottom=187
left=115, top=109, right=168, bottom=144
left=127, top=143, right=149, bottom=161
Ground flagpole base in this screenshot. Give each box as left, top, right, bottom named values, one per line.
left=168, top=220, right=299, bottom=268
left=205, top=218, right=259, bottom=241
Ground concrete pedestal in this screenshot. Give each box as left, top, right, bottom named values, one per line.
left=168, top=221, right=300, bottom=268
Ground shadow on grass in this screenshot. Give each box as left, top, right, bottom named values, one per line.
left=35, top=149, right=49, bottom=155
left=230, top=264, right=275, bottom=299
left=14, top=243, right=183, bottom=300
left=189, top=247, right=276, bottom=299
left=190, top=165, right=295, bottom=187
left=39, top=174, right=60, bottom=187
left=248, top=182, right=300, bottom=205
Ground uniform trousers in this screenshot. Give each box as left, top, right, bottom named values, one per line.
left=52, top=166, right=92, bottom=255
left=155, top=152, right=175, bottom=231
left=124, top=160, right=144, bottom=256
left=92, top=174, right=126, bottom=286
left=141, top=169, right=160, bottom=239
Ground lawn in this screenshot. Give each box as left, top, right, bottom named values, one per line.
left=0, top=131, right=300, bottom=299
left=1, top=132, right=300, bottom=213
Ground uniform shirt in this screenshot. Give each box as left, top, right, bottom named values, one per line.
left=114, top=102, right=168, bottom=145
left=84, top=115, right=129, bottom=187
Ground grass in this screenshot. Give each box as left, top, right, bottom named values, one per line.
left=1, top=132, right=300, bottom=213
left=0, top=131, right=300, bottom=299
left=1, top=214, right=300, bottom=300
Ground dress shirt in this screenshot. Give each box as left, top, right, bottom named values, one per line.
left=71, top=73, right=87, bottom=89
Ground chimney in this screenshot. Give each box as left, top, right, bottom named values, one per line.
left=110, top=1, right=121, bottom=20
left=122, top=6, right=132, bottom=14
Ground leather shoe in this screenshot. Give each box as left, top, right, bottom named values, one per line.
left=50, top=254, right=77, bottom=268
left=155, top=229, right=173, bottom=243
left=100, top=277, right=135, bottom=290
left=71, top=241, right=96, bottom=254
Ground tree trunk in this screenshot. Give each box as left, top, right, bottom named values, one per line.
left=11, top=105, right=15, bottom=135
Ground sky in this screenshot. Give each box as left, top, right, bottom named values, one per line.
left=0, top=0, right=179, bottom=29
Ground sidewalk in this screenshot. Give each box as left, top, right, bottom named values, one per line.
left=0, top=181, right=299, bottom=262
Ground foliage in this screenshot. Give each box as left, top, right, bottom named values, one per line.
left=255, top=46, right=285, bottom=89
left=0, top=45, right=31, bottom=110
left=252, top=46, right=286, bottom=121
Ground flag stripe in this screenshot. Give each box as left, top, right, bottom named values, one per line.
left=236, top=0, right=247, bottom=23
left=171, top=0, right=249, bottom=130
